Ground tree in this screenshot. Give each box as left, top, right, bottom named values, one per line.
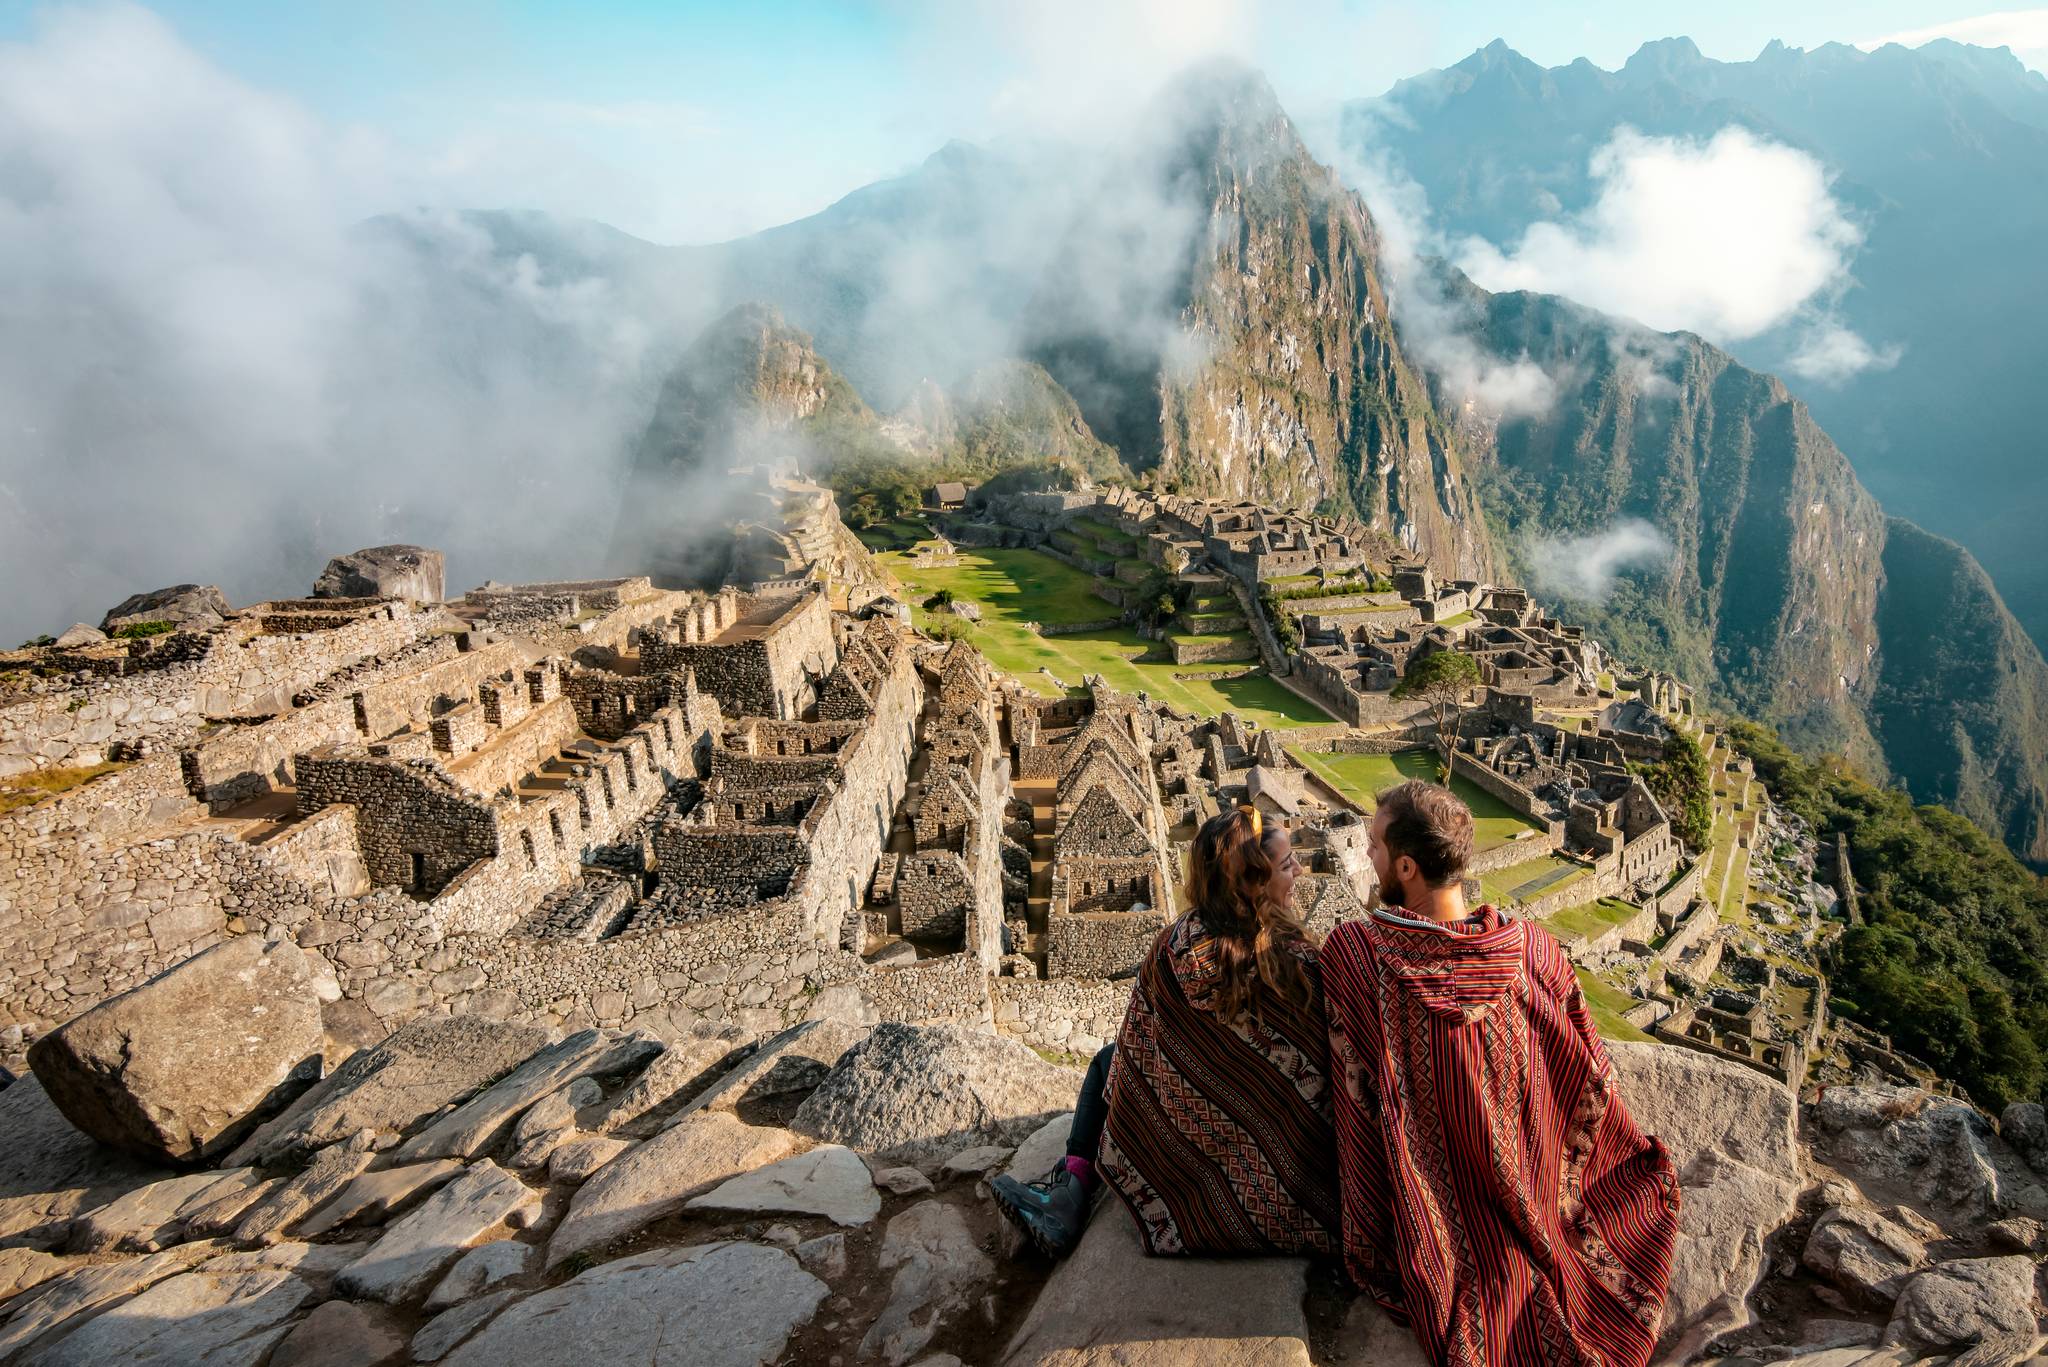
left=1392, top=650, right=1481, bottom=777
left=1635, top=729, right=1713, bottom=852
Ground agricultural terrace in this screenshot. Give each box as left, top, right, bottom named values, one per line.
left=1294, top=747, right=1550, bottom=852
left=879, top=545, right=1333, bottom=729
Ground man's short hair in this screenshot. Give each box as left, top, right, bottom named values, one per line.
left=1375, top=779, right=1475, bottom=887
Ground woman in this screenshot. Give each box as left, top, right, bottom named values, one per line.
left=991, top=805, right=1339, bottom=1258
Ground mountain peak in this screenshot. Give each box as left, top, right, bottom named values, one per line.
left=1621, top=35, right=1708, bottom=78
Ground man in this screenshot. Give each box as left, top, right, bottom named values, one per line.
left=1323, top=779, right=1680, bottom=1367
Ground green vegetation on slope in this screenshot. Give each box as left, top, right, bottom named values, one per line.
left=1728, top=719, right=2048, bottom=1110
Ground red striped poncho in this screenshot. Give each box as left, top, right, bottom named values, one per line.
left=1322, top=907, right=1680, bottom=1367
left=1097, top=910, right=1340, bottom=1256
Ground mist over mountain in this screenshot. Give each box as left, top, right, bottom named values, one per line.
left=1342, top=35, right=2048, bottom=648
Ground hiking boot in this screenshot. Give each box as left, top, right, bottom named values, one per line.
left=991, top=1162, right=1092, bottom=1258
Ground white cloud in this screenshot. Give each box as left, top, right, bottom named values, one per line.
left=1456, top=126, right=1869, bottom=343
left=1860, top=8, right=2048, bottom=74
left=1524, top=519, right=1674, bottom=604
left=1787, top=319, right=1904, bottom=385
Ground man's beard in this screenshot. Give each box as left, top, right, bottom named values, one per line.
left=1376, top=867, right=1409, bottom=910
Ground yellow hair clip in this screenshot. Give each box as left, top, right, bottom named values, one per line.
left=1239, top=803, right=1262, bottom=838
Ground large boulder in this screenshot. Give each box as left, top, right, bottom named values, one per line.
left=229, top=1015, right=551, bottom=1167
left=27, top=936, right=324, bottom=1165
left=1606, top=1042, right=1802, bottom=1364
left=1000, top=1197, right=1311, bottom=1366
left=313, top=545, right=445, bottom=603
left=1884, top=1256, right=2041, bottom=1355
left=1816, top=1086, right=2048, bottom=1220
left=2004, top=1102, right=2048, bottom=1175
left=790, top=1023, right=1080, bottom=1160
left=17, top=1263, right=312, bottom=1367
left=1802, top=1205, right=1931, bottom=1305
left=99, top=583, right=230, bottom=632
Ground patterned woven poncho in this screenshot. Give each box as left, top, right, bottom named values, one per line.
left=1322, top=907, right=1681, bottom=1367
left=1096, top=911, right=1340, bottom=1257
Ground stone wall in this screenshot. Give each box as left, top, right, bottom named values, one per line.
left=993, top=976, right=1133, bottom=1057
left=1047, top=910, right=1168, bottom=979
left=1, top=604, right=433, bottom=781
left=1447, top=748, right=1561, bottom=836
left=1169, top=635, right=1255, bottom=666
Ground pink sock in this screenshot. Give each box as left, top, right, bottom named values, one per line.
left=1063, top=1155, right=1095, bottom=1186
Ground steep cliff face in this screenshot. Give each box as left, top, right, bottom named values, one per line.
left=1436, top=279, right=2048, bottom=864
left=1029, top=66, right=1494, bottom=578
left=1870, top=520, right=2048, bottom=864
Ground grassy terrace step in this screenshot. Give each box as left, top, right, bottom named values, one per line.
left=1477, top=853, right=1588, bottom=906
left=880, top=545, right=1331, bottom=728
left=1295, top=747, right=1548, bottom=852
left=1544, top=896, right=1641, bottom=943
left=1576, top=968, right=1654, bottom=1043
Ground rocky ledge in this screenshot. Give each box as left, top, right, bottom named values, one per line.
left=0, top=944, right=2042, bottom=1365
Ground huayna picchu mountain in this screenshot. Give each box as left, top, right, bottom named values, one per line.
left=1427, top=274, right=2048, bottom=865
left=1023, top=64, right=1493, bottom=578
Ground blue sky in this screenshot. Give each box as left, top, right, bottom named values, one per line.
left=3, top=0, right=2043, bottom=242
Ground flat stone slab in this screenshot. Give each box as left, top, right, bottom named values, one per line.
left=668, top=1022, right=869, bottom=1124
left=268, top=1299, right=408, bottom=1367
left=547, top=1135, right=629, bottom=1184
left=17, top=1264, right=310, bottom=1367
left=0, top=1245, right=213, bottom=1361
left=0, top=1075, right=168, bottom=1243
left=999, top=1200, right=1311, bottom=1366
left=69, top=1168, right=253, bottom=1252
left=687, top=1145, right=882, bottom=1227
left=866, top=1200, right=996, bottom=1366
left=230, top=1016, right=550, bottom=1166
left=593, top=1038, right=737, bottom=1134
left=0, top=1246, right=67, bottom=1303
left=547, top=1111, right=796, bottom=1269
left=235, top=1141, right=375, bottom=1244
left=335, top=1159, right=539, bottom=1304
left=183, top=1176, right=285, bottom=1239
left=439, top=1242, right=826, bottom=1367
left=941, top=1144, right=1014, bottom=1178
left=411, top=1288, right=525, bottom=1363
left=396, top=1031, right=657, bottom=1162
left=297, top=1159, right=465, bottom=1237
left=424, top=1238, right=537, bottom=1311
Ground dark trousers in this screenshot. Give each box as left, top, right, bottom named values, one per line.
left=1068, top=1044, right=1116, bottom=1160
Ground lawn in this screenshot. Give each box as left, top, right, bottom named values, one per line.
left=1545, top=897, right=1641, bottom=943
left=853, top=518, right=931, bottom=552
left=1477, top=853, right=1588, bottom=907
left=1576, top=968, right=1654, bottom=1043
left=1294, top=748, right=1548, bottom=850
left=882, top=546, right=1333, bottom=729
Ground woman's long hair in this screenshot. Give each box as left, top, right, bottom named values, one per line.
left=1185, top=806, right=1318, bottom=1024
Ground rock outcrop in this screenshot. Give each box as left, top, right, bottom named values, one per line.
left=1607, top=1041, right=1803, bottom=1362
left=790, top=1021, right=1081, bottom=1159
left=26, top=935, right=323, bottom=1165
left=312, top=545, right=446, bottom=603
left=98, top=583, right=231, bottom=632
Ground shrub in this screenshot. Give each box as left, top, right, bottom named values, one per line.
left=112, top=620, right=175, bottom=640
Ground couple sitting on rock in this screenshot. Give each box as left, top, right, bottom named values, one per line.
left=992, top=780, right=1683, bottom=1367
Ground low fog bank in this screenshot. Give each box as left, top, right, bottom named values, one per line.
left=0, top=7, right=716, bottom=642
